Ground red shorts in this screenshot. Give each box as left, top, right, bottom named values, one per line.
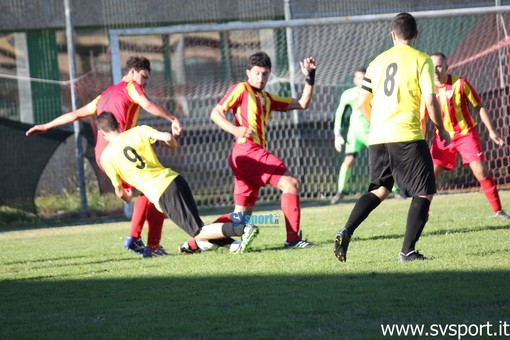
left=431, top=132, right=484, bottom=170
left=229, top=140, right=289, bottom=206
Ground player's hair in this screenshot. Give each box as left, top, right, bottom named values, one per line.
left=391, top=12, right=418, bottom=41
left=354, top=67, right=366, bottom=74
left=430, top=51, right=447, bottom=62
left=96, top=111, right=119, bottom=133
left=126, top=56, right=151, bottom=73
left=248, top=51, right=272, bottom=70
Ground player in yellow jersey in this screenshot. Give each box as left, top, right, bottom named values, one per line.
left=97, top=112, right=259, bottom=257
left=333, top=12, right=450, bottom=263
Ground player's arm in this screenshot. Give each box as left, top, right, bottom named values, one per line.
left=135, top=93, right=183, bottom=136
left=25, top=105, right=94, bottom=136
left=475, top=105, right=505, bottom=146
left=287, top=57, right=316, bottom=110
left=150, top=129, right=179, bottom=149
left=424, top=93, right=450, bottom=146
left=115, top=186, right=133, bottom=203
left=210, top=104, right=252, bottom=139
left=358, top=88, right=372, bottom=122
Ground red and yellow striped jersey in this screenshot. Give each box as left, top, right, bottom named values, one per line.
left=435, top=74, right=479, bottom=138
left=219, top=82, right=291, bottom=149
left=86, top=80, right=145, bottom=131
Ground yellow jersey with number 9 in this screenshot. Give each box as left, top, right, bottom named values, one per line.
left=100, top=125, right=179, bottom=212
left=362, top=44, right=435, bottom=145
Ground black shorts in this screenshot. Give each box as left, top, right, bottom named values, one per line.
left=158, top=175, right=204, bottom=237
left=368, top=140, right=436, bottom=197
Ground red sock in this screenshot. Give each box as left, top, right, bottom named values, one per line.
left=480, top=176, right=502, bottom=213
left=130, top=194, right=149, bottom=239
left=213, top=213, right=232, bottom=223
left=146, top=201, right=165, bottom=249
left=188, top=238, right=198, bottom=250
left=281, top=193, right=301, bottom=243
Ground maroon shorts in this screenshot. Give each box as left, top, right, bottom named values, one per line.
left=431, top=132, right=484, bottom=170
left=229, top=140, right=289, bottom=206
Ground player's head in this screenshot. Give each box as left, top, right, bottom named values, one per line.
left=353, top=67, right=366, bottom=87
left=430, top=51, right=448, bottom=84
left=246, top=51, right=271, bottom=90
left=126, top=56, right=151, bottom=88
left=96, top=111, right=120, bottom=134
left=391, top=13, right=418, bottom=42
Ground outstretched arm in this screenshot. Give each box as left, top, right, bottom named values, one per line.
left=137, top=94, right=183, bottom=137
left=476, top=105, right=505, bottom=146
left=287, top=57, right=316, bottom=110
left=26, top=106, right=94, bottom=136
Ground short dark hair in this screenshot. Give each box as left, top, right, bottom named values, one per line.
left=126, top=56, right=151, bottom=73
left=391, top=13, right=418, bottom=41
left=355, top=67, right=366, bottom=74
left=430, top=51, right=447, bottom=62
left=96, top=111, right=119, bottom=133
left=248, top=51, right=272, bottom=70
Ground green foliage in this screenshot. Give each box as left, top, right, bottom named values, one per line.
left=1, top=191, right=509, bottom=339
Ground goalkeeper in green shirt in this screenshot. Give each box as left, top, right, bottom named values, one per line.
left=331, top=68, right=370, bottom=204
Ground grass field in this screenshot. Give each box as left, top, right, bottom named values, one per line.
left=1, top=190, right=510, bottom=339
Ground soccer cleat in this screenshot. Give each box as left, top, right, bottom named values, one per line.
left=334, top=228, right=351, bottom=262
left=495, top=210, right=510, bottom=220
left=398, top=250, right=431, bottom=263
left=330, top=193, right=345, bottom=205
left=143, top=245, right=169, bottom=258
left=178, top=241, right=198, bottom=254
left=123, top=236, right=145, bottom=255
left=284, top=230, right=314, bottom=248
left=236, top=224, right=259, bottom=254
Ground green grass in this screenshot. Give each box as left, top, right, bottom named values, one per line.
left=1, top=191, right=509, bottom=339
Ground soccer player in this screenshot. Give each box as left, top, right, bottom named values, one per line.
left=333, top=13, right=451, bottom=263
left=97, top=112, right=259, bottom=257
left=26, top=56, right=182, bottom=255
left=425, top=52, right=509, bottom=219
left=331, top=68, right=403, bottom=204
left=210, top=51, right=316, bottom=248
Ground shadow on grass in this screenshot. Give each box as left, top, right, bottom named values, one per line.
left=1, top=271, right=508, bottom=339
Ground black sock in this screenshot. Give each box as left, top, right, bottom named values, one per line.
left=401, top=197, right=431, bottom=254
left=209, top=237, right=236, bottom=247
left=221, top=223, right=245, bottom=237
left=344, top=192, right=381, bottom=236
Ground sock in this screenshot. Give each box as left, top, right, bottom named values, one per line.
left=221, top=223, right=245, bottom=237
left=146, top=201, right=165, bottom=249
left=479, top=176, right=502, bottom=213
left=282, top=193, right=301, bottom=243
left=337, top=164, right=351, bottom=193
left=401, top=197, right=431, bottom=254
left=130, top=194, right=149, bottom=239
left=344, top=192, right=381, bottom=236
left=188, top=238, right=198, bottom=251
left=214, top=213, right=233, bottom=223
left=209, top=237, right=236, bottom=247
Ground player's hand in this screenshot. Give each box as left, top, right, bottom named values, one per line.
left=124, top=188, right=133, bottom=203
left=437, top=128, right=451, bottom=147
left=489, top=131, right=505, bottom=147
left=234, top=126, right=253, bottom=139
left=334, top=135, right=345, bottom=153
left=171, top=120, right=183, bottom=137
left=164, top=135, right=179, bottom=149
left=300, top=57, right=316, bottom=77
left=26, top=124, right=48, bottom=136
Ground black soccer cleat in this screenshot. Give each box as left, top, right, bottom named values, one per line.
left=334, top=228, right=351, bottom=262
left=398, top=250, right=431, bottom=263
